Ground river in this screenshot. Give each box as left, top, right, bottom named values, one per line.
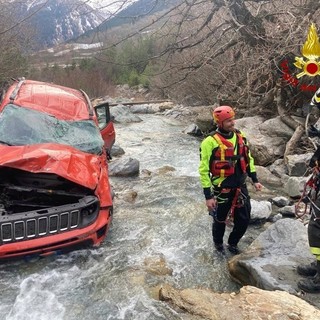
left=0, top=113, right=267, bottom=320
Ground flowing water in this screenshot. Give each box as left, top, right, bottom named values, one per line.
left=0, top=114, right=265, bottom=320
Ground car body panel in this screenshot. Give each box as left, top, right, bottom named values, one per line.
left=0, top=144, right=113, bottom=207
left=0, top=79, right=92, bottom=120
left=0, top=79, right=115, bottom=260
left=100, top=122, right=116, bottom=152
left=94, top=102, right=115, bottom=153
left=0, top=208, right=111, bottom=259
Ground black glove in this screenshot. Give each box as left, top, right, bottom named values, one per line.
left=308, top=125, right=320, bottom=138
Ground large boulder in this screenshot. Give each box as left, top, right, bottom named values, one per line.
left=110, top=105, right=143, bottom=123
left=108, top=157, right=140, bottom=176
left=250, top=199, right=272, bottom=223
left=271, top=196, right=291, bottom=207
left=255, top=165, right=283, bottom=187
left=286, top=153, right=313, bottom=176
left=183, top=123, right=202, bottom=136
left=236, top=116, right=294, bottom=166
left=284, top=176, right=309, bottom=198
left=228, top=218, right=313, bottom=294
left=129, top=102, right=174, bottom=114
left=110, top=144, right=125, bottom=157
left=159, top=284, right=320, bottom=320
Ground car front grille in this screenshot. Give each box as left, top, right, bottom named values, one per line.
left=1, top=210, right=81, bottom=244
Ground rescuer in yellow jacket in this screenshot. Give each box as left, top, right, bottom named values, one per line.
left=199, top=105, right=263, bottom=254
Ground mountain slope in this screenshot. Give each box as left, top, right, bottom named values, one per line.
left=11, top=0, right=105, bottom=48
left=82, top=0, right=181, bottom=37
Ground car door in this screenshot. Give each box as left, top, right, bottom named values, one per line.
left=94, top=102, right=115, bottom=155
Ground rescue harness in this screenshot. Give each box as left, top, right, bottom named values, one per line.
left=295, top=165, right=320, bottom=221
left=210, top=131, right=248, bottom=180
left=209, top=187, right=247, bottom=226
left=208, top=130, right=250, bottom=226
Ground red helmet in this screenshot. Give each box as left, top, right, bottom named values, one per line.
left=212, top=106, right=235, bottom=126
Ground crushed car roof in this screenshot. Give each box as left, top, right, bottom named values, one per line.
left=0, top=79, right=93, bottom=120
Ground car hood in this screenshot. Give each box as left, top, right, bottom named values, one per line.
left=0, top=143, right=110, bottom=197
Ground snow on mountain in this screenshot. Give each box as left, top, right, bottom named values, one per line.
left=11, top=0, right=105, bottom=48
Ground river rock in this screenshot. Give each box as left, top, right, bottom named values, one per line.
left=255, top=166, right=282, bottom=187
left=122, top=190, right=138, bottom=203
left=236, top=116, right=294, bottom=166
left=155, top=165, right=176, bottom=175
left=144, top=254, right=173, bottom=276
left=110, top=105, right=143, bottom=123
left=278, top=205, right=296, bottom=217
left=183, top=123, right=202, bottom=136
left=270, top=213, right=283, bottom=222
left=129, top=103, right=171, bottom=114
left=250, top=199, right=272, bottom=223
left=284, top=176, right=309, bottom=198
left=286, top=153, right=313, bottom=176
left=159, top=284, right=320, bottom=320
left=108, top=157, right=140, bottom=176
left=269, top=158, right=288, bottom=178
left=110, top=144, right=125, bottom=157
left=228, top=218, right=313, bottom=294
left=163, top=105, right=194, bottom=120
left=192, top=105, right=216, bottom=132
left=271, top=196, right=291, bottom=207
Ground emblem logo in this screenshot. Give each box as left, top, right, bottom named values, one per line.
left=294, top=23, right=320, bottom=78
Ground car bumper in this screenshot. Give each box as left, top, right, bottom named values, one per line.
left=0, top=209, right=112, bottom=260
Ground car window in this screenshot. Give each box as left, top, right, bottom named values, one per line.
left=95, top=103, right=111, bottom=130
left=0, top=104, right=104, bottom=155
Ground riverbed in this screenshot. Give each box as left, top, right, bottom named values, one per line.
left=0, top=113, right=270, bottom=320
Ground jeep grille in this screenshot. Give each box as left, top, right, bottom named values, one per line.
left=1, top=210, right=80, bottom=243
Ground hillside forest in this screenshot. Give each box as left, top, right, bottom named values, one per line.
left=2, top=0, right=320, bottom=123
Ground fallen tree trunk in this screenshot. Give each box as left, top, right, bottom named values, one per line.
left=109, top=100, right=172, bottom=106
left=275, top=85, right=306, bottom=164
left=283, top=125, right=305, bottom=165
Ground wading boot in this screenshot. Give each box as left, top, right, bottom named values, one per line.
left=227, top=244, right=240, bottom=255
left=297, top=261, right=317, bottom=277
left=214, top=243, right=225, bottom=253
left=298, top=260, right=320, bottom=293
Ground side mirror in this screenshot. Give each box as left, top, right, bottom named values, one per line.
left=95, top=102, right=111, bottom=129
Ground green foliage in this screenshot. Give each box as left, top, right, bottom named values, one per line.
left=128, top=70, right=140, bottom=87
left=79, top=58, right=97, bottom=71
left=113, top=36, right=155, bottom=87
left=28, top=35, right=159, bottom=96
left=29, top=61, right=114, bottom=98
left=0, top=50, right=29, bottom=89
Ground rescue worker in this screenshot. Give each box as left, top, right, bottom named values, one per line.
left=296, top=88, right=320, bottom=293
left=198, top=105, right=263, bottom=254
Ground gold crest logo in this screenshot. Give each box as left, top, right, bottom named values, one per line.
left=294, top=23, right=320, bottom=78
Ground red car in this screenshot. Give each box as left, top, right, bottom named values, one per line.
left=0, top=78, right=115, bottom=260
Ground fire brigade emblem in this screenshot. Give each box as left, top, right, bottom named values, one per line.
left=294, top=23, right=320, bottom=78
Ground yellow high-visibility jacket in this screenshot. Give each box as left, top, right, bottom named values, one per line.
left=199, top=129, right=257, bottom=199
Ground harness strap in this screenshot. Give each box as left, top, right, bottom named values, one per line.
left=213, top=187, right=243, bottom=225
left=227, top=187, right=241, bottom=225
left=213, top=134, right=228, bottom=181
left=295, top=167, right=320, bottom=219
left=211, top=131, right=247, bottom=184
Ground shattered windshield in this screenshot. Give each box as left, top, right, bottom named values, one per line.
left=0, top=104, right=104, bottom=154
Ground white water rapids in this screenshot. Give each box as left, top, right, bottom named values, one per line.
left=0, top=114, right=267, bottom=320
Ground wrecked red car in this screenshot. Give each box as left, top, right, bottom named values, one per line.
left=0, top=78, right=115, bottom=260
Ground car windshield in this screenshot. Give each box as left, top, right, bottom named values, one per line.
left=0, top=104, right=104, bottom=155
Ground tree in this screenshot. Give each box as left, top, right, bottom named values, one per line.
left=0, top=0, right=50, bottom=88
left=89, top=0, right=320, bottom=118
